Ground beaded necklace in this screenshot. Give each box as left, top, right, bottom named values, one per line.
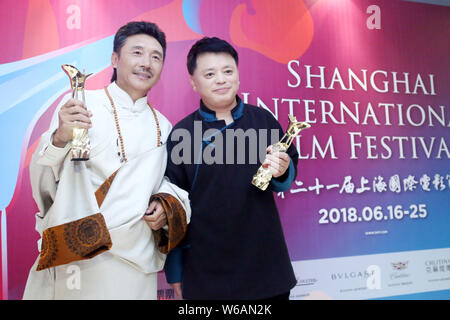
left=104, top=86, right=161, bottom=163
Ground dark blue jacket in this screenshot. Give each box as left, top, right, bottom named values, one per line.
left=164, top=96, right=298, bottom=299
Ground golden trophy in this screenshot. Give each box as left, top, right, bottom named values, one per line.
left=61, top=64, right=92, bottom=161
left=252, top=115, right=311, bottom=191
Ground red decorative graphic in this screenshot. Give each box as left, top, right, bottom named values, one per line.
left=230, top=0, right=314, bottom=63
left=22, top=0, right=60, bottom=59
left=135, top=0, right=202, bottom=42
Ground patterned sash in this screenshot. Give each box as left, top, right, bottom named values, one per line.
left=36, top=170, right=119, bottom=271
left=149, top=193, right=188, bottom=254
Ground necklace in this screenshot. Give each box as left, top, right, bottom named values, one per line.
left=104, top=86, right=161, bottom=163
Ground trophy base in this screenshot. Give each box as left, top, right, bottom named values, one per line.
left=70, top=149, right=90, bottom=161
left=252, top=180, right=269, bottom=191
left=251, top=173, right=271, bottom=191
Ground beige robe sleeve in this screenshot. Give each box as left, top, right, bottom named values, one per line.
left=150, top=113, right=191, bottom=252
left=29, top=93, right=72, bottom=229
left=30, top=93, right=113, bottom=271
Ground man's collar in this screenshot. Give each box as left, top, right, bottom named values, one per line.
left=198, top=96, right=244, bottom=122
left=107, top=82, right=148, bottom=113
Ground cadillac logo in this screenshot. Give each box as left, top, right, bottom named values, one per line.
left=391, top=261, right=408, bottom=271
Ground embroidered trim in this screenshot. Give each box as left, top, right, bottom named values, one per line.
left=37, top=213, right=112, bottom=271
left=95, top=169, right=119, bottom=208
left=150, top=193, right=188, bottom=254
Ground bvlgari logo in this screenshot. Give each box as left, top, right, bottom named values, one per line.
left=391, top=261, right=408, bottom=271
left=331, top=269, right=375, bottom=281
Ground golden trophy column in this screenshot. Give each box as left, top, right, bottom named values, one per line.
left=252, top=115, right=311, bottom=191
left=61, top=64, right=92, bottom=161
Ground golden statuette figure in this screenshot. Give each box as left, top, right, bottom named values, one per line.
left=61, top=64, right=92, bottom=161
left=252, top=114, right=311, bottom=191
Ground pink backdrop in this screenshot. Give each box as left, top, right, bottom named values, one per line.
left=1, top=0, right=449, bottom=300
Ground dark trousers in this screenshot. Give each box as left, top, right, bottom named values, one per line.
left=261, top=291, right=290, bottom=301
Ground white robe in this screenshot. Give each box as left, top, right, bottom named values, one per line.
left=23, top=82, right=190, bottom=300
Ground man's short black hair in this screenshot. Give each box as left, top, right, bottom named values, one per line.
left=111, top=21, right=166, bottom=82
left=187, top=37, right=238, bottom=75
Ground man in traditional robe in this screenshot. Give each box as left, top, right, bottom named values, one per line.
left=163, top=37, right=298, bottom=300
left=23, top=21, right=190, bottom=300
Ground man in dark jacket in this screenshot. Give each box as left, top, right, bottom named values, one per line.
left=164, top=37, right=299, bottom=300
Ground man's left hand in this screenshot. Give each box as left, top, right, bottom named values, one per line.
left=263, top=146, right=291, bottom=178
left=143, top=200, right=167, bottom=230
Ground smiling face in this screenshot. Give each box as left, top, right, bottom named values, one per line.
left=190, top=52, right=240, bottom=112
left=111, top=33, right=164, bottom=101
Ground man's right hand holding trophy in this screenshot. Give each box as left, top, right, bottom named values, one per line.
left=52, top=65, right=93, bottom=161
left=252, top=114, right=311, bottom=191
